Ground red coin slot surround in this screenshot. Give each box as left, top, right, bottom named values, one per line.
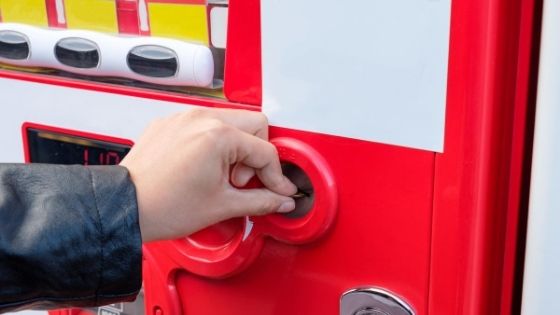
left=146, top=137, right=338, bottom=278
left=253, top=137, right=338, bottom=244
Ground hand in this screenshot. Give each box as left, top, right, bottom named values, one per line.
left=120, top=108, right=297, bottom=243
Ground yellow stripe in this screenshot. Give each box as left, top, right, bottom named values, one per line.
left=148, top=3, right=209, bottom=45
left=0, top=63, right=55, bottom=73
left=0, top=0, right=49, bottom=26
left=64, top=0, right=118, bottom=33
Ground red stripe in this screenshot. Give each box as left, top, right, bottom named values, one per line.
left=116, top=0, right=141, bottom=35
left=223, top=0, right=262, bottom=105
left=45, top=0, right=67, bottom=28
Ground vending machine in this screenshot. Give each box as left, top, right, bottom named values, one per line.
left=0, top=0, right=544, bottom=314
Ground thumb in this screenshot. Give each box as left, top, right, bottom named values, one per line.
left=227, top=188, right=296, bottom=217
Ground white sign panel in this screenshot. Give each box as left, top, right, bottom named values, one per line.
left=261, top=0, right=451, bottom=152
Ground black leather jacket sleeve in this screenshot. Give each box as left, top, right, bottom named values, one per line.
left=0, top=164, right=142, bottom=313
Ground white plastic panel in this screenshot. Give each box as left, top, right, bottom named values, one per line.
left=0, top=77, right=194, bottom=164
left=210, top=6, right=228, bottom=49
left=521, top=1, right=560, bottom=314
left=261, top=0, right=451, bottom=152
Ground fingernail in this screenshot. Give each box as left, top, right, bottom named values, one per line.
left=277, top=199, right=296, bottom=213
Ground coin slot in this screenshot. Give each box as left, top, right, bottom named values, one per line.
left=282, top=162, right=314, bottom=219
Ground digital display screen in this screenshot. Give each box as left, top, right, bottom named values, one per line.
left=26, top=128, right=131, bottom=165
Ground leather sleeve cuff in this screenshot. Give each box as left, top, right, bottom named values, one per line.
left=88, top=166, right=143, bottom=304
left=0, top=164, right=142, bottom=312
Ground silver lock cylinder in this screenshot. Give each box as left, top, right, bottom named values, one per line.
left=340, top=287, right=414, bottom=315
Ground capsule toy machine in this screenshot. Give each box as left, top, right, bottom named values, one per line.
left=0, top=0, right=543, bottom=314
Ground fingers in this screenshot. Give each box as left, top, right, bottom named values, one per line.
left=231, top=163, right=256, bottom=187
left=227, top=130, right=297, bottom=196
left=226, top=188, right=296, bottom=218
left=187, top=108, right=269, bottom=139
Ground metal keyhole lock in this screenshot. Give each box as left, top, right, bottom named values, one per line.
left=340, top=288, right=414, bottom=315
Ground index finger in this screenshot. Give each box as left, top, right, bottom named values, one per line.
left=226, top=128, right=297, bottom=196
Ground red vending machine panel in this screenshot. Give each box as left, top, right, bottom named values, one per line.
left=0, top=0, right=541, bottom=314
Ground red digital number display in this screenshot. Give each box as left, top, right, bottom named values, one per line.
left=83, top=149, right=124, bottom=165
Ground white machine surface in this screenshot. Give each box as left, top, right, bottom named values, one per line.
left=0, top=77, right=190, bottom=164
left=521, top=0, right=560, bottom=314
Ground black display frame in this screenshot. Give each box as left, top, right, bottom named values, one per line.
left=23, top=123, right=133, bottom=166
